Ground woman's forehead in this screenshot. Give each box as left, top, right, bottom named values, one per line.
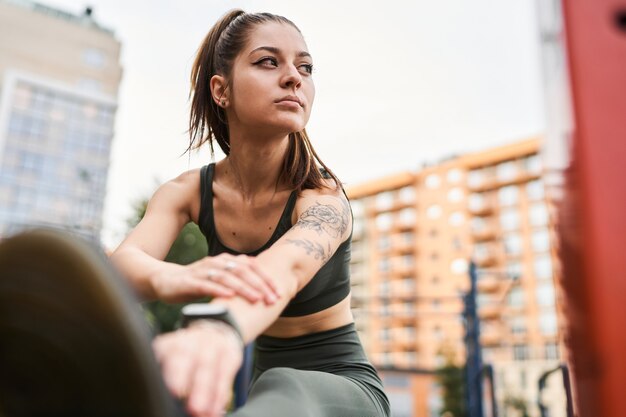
left=244, top=22, right=309, bottom=55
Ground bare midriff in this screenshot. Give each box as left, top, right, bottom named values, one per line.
left=262, top=294, right=354, bottom=338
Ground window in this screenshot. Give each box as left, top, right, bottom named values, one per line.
left=433, top=325, right=443, bottom=339
left=532, top=229, right=551, bottom=252
left=447, top=168, right=463, bottom=183
left=447, top=187, right=465, bottom=203
left=378, top=235, right=390, bottom=250
left=467, top=170, right=484, bottom=188
left=82, top=48, right=106, bottom=68
left=498, top=185, right=519, bottom=206
left=399, top=186, right=415, bottom=203
left=471, top=216, right=487, bottom=233
left=476, top=293, right=492, bottom=308
left=529, top=203, right=549, bottom=226
left=513, top=344, right=529, bottom=361
left=473, top=243, right=489, bottom=261
left=425, top=174, right=441, bottom=189
left=545, top=343, right=560, bottom=360
left=506, top=261, right=523, bottom=280
left=468, top=193, right=485, bottom=212
left=379, top=258, right=390, bottom=272
left=399, top=207, right=416, bottom=224
left=540, top=311, right=558, bottom=335
left=525, top=154, right=542, bottom=174
left=497, top=161, right=518, bottom=181
left=380, top=303, right=390, bottom=316
left=450, top=258, right=468, bottom=274
left=77, top=78, right=102, bottom=92
left=527, top=180, right=545, bottom=200
left=380, top=328, right=390, bottom=340
left=536, top=282, right=556, bottom=307
left=503, top=233, right=522, bottom=256
left=376, top=213, right=393, bottom=230
left=426, top=205, right=442, bottom=219
left=509, top=316, right=526, bottom=334
left=350, top=200, right=364, bottom=218
left=508, top=287, right=525, bottom=308
left=534, top=254, right=553, bottom=279
left=500, top=208, right=520, bottom=231
left=376, top=191, right=394, bottom=210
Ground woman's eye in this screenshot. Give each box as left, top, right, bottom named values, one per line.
left=300, top=64, right=314, bottom=75
left=255, top=57, right=278, bottom=67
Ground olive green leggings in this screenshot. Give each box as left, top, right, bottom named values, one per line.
left=229, top=367, right=385, bottom=417
left=228, top=323, right=390, bottom=417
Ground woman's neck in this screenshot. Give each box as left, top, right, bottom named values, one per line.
left=222, top=130, right=291, bottom=203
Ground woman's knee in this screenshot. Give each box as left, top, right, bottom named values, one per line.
left=252, top=367, right=306, bottom=392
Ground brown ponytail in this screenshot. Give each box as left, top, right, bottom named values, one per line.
left=187, top=10, right=341, bottom=192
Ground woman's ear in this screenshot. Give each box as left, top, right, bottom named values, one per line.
left=210, top=75, right=229, bottom=107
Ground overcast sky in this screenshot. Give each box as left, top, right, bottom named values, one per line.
left=45, top=0, right=546, bottom=247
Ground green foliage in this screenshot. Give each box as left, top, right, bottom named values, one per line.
left=503, top=395, right=529, bottom=417
left=128, top=195, right=209, bottom=334
left=436, top=361, right=467, bottom=417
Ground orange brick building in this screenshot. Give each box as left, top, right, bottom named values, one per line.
left=346, top=137, right=566, bottom=416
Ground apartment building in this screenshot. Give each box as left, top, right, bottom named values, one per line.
left=0, top=0, right=122, bottom=240
left=347, top=138, right=566, bottom=417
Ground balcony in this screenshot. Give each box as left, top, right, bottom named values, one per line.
left=391, top=241, right=415, bottom=255
left=474, top=253, right=498, bottom=268
left=469, top=203, right=495, bottom=217
left=472, top=227, right=498, bottom=242
left=477, top=277, right=501, bottom=293
left=480, top=328, right=501, bottom=346
left=478, top=304, right=502, bottom=320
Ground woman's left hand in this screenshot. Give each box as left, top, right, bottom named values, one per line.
left=153, top=321, right=244, bottom=417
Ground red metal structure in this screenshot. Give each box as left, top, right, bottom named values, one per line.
left=558, top=1, right=626, bottom=416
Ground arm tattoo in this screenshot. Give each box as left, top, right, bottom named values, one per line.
left=295, top=198, right=350, bottom=238
left=286, top=239, right=331, bottom=264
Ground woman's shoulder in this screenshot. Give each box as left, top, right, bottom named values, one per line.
left=159, top=167, right=203, bottom=193
left=298, top=177, right=344, bottom=199
left=150, top=168, right=203, bottom=208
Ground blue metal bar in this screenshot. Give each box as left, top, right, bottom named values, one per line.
left=233, top=342, right=254, bottom=409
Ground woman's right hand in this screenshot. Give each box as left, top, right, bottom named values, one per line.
left=150, top=253, right=281, bottom=305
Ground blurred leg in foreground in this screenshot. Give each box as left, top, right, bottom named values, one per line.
left=0, top=229, right=180, bottom=417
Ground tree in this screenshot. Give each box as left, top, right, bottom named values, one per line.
left=503, top=394, right=529, bottom=417
left=436, top=360, right=467, bottom=417
left=127, top=195, right=209, bottom=333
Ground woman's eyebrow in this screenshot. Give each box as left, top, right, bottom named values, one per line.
left=249, top=46, right=312, bottom=59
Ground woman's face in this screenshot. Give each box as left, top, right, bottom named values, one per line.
left=224, top=22, right=315, bottom=135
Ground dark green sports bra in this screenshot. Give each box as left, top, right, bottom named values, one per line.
left=197, top=163, right=352, bottom=317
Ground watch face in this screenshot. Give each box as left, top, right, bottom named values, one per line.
left=182, top=303, right=227, bottom=316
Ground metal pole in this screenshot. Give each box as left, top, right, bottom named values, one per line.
left=464, top=261, right=484, bottom=417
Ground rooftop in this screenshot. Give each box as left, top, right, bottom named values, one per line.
left=1, top=0, right=115, bottom=35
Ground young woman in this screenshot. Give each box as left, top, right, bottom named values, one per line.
left=110, top=10, right=390, bottom=417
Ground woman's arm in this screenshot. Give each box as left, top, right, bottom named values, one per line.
left=214, top=186, right=352, bottom=341
left=154, top=186, right=353, bottom=416
left=110, top=170, right=279, bottom=304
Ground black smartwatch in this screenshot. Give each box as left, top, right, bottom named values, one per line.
left=180, top=303, right=244, bottom=343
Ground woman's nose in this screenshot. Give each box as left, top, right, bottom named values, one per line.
left=281, top=65, right=302, bottom=89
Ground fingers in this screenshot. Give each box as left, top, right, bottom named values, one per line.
left=153, top=326, right=243, bottom=417
left=186, top=349, right=218, bottom=417
left=188, top=345, right=241, bottom=417
left=153, top=334, right=193, bottom=399
left=200, top=255, right=280, bottom=305
left=245, top=256, right=282, bottom=297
